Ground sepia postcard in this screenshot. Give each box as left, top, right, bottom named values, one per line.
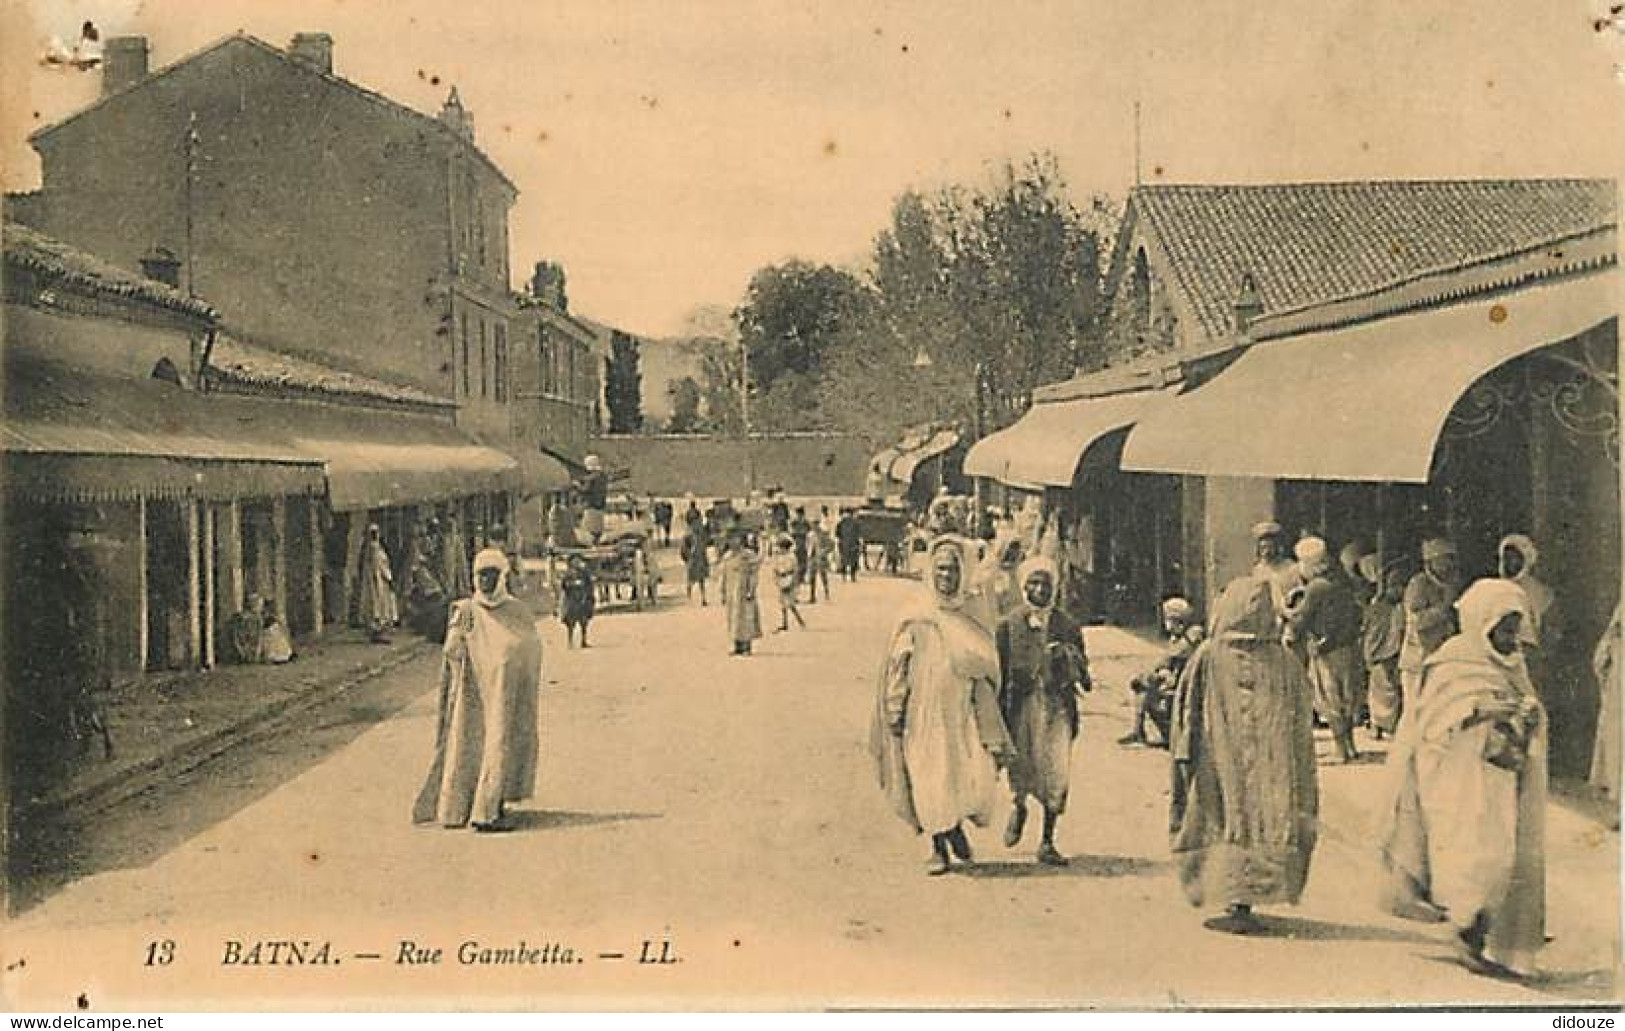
left=1, top=0, right=1622, bottom=1013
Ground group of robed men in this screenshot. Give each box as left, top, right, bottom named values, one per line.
left=1180, top=521, right=1574, bottom=977
left=874, top=517, right=1585, bottom=980
left=872, top=532, right=1092, bottom=875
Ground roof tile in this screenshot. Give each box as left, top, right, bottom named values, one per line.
left=3, top=221, right=218, bottom=320
left=1132, top=179, right=1617, bottom=339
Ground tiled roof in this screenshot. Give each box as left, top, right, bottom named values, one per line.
left=3, top=221, right=219, bottom=320
left=1129, top=179, right=1617, bottom=340
left=30, top=33, right=515, bottom=195
left=207, top=335, right=453, bottom=408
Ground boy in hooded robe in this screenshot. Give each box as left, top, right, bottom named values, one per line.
left=413, top=548, right=542, bottom=833
left=872, top=535, right=1015, bottom=875
left=998, top=556, right=1091, bottom=866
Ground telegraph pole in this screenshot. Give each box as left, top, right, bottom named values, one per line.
left=184, top=111, right=198, bottom=296
left=739, top=335, right=754, bottom=494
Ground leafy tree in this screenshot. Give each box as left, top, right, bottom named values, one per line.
left=732, top=262, right=876, bottom=431
left=665, top=376, right=703, bottom=434
left=819, top=153, right=1114, bottom=443
left=604, top=330, right=644, bottom=434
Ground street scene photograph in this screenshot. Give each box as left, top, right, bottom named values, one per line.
left=0, top=0, right=1622, bottom=1014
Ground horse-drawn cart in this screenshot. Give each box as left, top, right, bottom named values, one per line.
left=547, top=521, right=660, bottom=610
left=854, top=505, right=915, bottom=575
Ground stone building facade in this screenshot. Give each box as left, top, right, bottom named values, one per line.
left=15, top=31, right=518, bottom=441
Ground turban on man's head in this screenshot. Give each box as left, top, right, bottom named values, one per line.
left=1421, top=538, right=1458, bottom=562
left=1252, top=520, right=1284, bottom=540
left=1162, top=596, right=1194, bottom=622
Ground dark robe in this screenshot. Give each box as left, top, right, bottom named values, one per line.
left=1171, top=575, right=1319, bottom=909
left=998, top=608, right=1089, bottom=811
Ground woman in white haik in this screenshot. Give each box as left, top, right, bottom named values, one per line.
left=1376, top=578, right=1547, bottom=977
left=414, top=548, right=542, bottom=833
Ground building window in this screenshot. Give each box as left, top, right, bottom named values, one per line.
left=495, top=324, right=508, bottom=403
left=537, top=325, right=551, bottom=396
left=460, top=312, right=471, bottom=397
left=479, top=318, right=489, bottom=399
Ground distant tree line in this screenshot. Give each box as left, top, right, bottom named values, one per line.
left=642, top=154, right=1121, bottom=442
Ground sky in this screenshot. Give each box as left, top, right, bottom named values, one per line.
left=4, top=0, right=1624, bottom=338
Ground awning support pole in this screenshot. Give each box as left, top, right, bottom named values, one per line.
left=272, top=497, right=289, bottom=625
left=202, top=503, right=216, bottom=669
left=310, top=497, right=325, bottom=636
left=223, top=499, right=245, bottom=613
left=184, top=500, right=201, bottom=668
left=137, top=496, right=149, bottom=670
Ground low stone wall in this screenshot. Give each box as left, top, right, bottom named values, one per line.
left=591, top=433, right=876, bottom=499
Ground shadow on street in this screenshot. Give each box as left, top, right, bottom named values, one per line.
left=957, top=853, right=1168, bottom=879
left=9, top=650, right=438, bottom=916
left=507, top=809, right=662, bottom=832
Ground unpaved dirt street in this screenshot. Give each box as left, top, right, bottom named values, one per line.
left=6, top=569, right=1619, bottom=1010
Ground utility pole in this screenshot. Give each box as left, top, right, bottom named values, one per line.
left=1133, top=100, right=1142, bottom=187
left=972, top=361, right=987, bottom=530
left=184, top=111, right=199, bottom=297
left=739, top=334, right=754, bottom=494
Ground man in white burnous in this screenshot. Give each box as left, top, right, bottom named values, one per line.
left=871, top=535, right=1015, bottom=875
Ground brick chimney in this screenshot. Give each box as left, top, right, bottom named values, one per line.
left=530, top=261, right=568, bottom=311
left=1233, top=272, right=1263, bottom=333
left=288, top=32, right=334, bottom=75
left=139, top=246, right=181, bottom=288
left=101, top=36, right=148, bottom=96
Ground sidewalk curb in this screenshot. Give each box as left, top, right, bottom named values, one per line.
left=31, top=639, right=437, bottom=825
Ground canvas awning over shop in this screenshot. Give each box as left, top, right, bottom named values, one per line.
left=869, top=446, right=902, bottom=479
left=0, top=362, right=325, bottom=503
left=513, top=448, right=574, bottom=497
left=166, top=392, right=522, bottom=511
left=294, top=439, right=519, bottom=511
left=964, top=389, right=1174, bottom=488
left=1122, top=269, right=1620, bottom=483
left=890, top=428, right=961, bottom=483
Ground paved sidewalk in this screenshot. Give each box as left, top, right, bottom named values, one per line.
left=28, top=630, right=435, bottom=819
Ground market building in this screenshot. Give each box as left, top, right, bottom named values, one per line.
left=966, top=178, right=1619, bottom=774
